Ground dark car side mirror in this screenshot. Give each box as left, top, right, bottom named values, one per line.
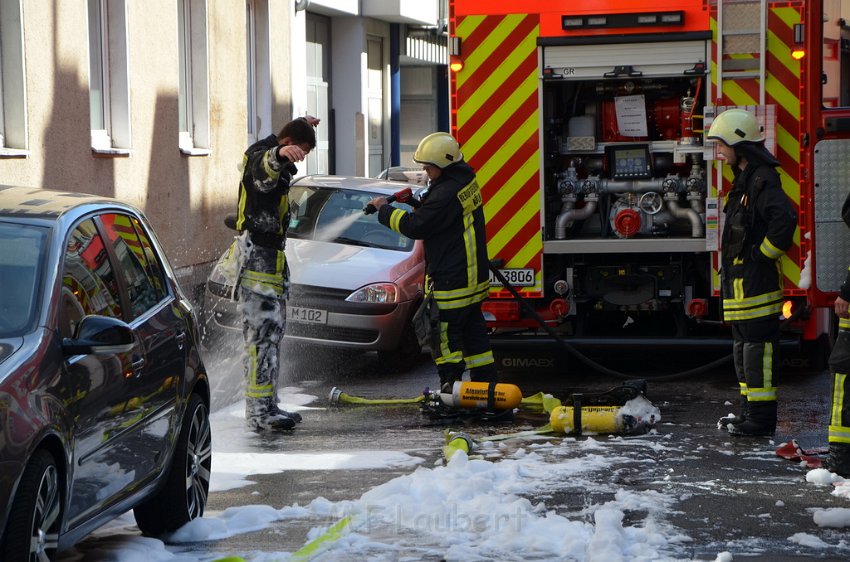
left=62, top=315, right=136, bottom=356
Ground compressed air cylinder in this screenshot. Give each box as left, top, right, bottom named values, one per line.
left=549, top=405, right=623, bottom=435
left=439, top=381, right=523, bottom=410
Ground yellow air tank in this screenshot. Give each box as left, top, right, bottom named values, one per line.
left=549, top=405, right=623, bottom=435
left=440, top=381, right=523, bottom=410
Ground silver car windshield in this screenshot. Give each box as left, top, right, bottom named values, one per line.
left=288, top=187, right=415, bottom=251
left=0, top=222, right=48, bottom=337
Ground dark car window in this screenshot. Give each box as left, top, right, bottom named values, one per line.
left=0, top=222, right=47, bottom=337
left=130, top=216, right=168, bottom=298
left=61, top=219, right=123, bottom=338
left=99, top=213, right=167, bottom=319
left=288, top=186, right=415, bottom=251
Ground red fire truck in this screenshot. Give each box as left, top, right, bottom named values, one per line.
left=447, top=0, right=850, bottom=368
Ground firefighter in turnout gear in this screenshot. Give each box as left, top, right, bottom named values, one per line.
left=708, top=108, right=797, bottom=437
left=237, top=116, right=317, bottom=432
left=824, top=192, right=850, bottom=477
left=367, top=132, right=497, bottom=390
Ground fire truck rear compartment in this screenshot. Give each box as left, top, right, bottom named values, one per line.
left=542, top=75, right=708, bottom=244
left=531, top=38, right=717, bottom=340
left=550, top=252, right=716, bottom=338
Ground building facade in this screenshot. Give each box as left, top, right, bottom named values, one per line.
left=0, top=0, right=446, bottom=296
left=291, top=0, right=448, bottom=177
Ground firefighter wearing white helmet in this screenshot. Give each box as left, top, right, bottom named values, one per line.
left=708, top=108, right=797, bottom=437
left=367, top=133, right=497, bottom=391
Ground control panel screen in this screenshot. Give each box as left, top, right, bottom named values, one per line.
left=607, top=144, right=652, bottom=180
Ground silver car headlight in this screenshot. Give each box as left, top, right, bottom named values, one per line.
left=346, top=283, right=399, bottom=303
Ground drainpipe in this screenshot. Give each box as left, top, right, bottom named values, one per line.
left=390, top=24, right=400, bottom=167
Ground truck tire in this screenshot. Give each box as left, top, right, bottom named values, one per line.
left=802, top=332, right=833, bottom=372
left=378, top=322, right=423, bottom=372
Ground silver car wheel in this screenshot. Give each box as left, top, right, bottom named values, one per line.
left=185, top=401, right=212, bottom=519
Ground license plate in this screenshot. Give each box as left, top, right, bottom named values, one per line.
left=488, top=268, right=536, bottom=287
left=288, top=306, right=328, bottom=324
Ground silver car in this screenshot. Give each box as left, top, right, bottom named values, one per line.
left=204, top=175, right=426, bottom=370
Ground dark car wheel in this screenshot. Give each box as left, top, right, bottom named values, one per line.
left=1, top=449, right=61, bottom=562
left=134, top=393, right=211, bottom=536
left=377, top=321, right=423, bottom=372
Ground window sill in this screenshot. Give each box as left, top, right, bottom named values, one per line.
left=0, top=148, right=29, bottom=158
left=92, top=147, right=133, bottom=157
left=179, top=146, right=211, bottom=157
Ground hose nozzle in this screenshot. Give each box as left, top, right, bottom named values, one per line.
left=363, top=187, right=415, bottom=214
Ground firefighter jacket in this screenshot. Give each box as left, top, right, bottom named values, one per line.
left=377, top=161, right=490, bottom=309
left=236, top=134, right=297, bottom=246
left=235, top=134, right=296, bottom=297
left=721, top=162, right=797, bottom=323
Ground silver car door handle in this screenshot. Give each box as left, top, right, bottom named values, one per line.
left=131, top=357, right=145, bottom=376
left=175, top=331, right=186, bottom=350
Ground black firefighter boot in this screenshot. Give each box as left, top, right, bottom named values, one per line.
left=823, top=443, right=850, bottom=478
left=246, top=397, right=298, bottom=432
left=728, top=401, right=776, bottom=437
left=718, top=394, right=749, bottom=429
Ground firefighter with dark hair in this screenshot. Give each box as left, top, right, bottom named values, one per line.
left=824, top=193, right=850, bottom=476
left=236, top=116, right=317, bottom=432
left=707, top=108, right=797, bottom=436
left=367, top=132, right=497, bottom=391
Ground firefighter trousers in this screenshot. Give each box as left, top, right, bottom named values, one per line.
left=239, top=244, right=287, bottom=416
left=827, top=320, right=850, bottom=445
left=430, top=300, right=496, bottom=386
left=731, top=318, right=779, bottom=406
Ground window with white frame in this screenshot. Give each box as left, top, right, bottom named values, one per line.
left=246, top=0, right=271, bottom=145
left=87, top=0, right=131, bottom=152
left=178, top=0, right=210, bottom=153
left=0, top=0, right=27, bottom=153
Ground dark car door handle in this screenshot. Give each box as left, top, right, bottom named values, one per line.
left=175, top=331, right=186, bottom=350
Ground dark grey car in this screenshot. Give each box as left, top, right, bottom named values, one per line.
left=0, top=186, right=212, bottom=561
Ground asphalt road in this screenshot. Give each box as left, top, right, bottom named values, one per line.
left=179, top=337, right=846, bottom=561
left=67, top=336, right=849, bottom=560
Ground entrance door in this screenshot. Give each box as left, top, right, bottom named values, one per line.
left=245, top=0, right=271, bottom=145
left=306, top=13, right=330, bottom=175
left=366, top=36, right=384, bottom=177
